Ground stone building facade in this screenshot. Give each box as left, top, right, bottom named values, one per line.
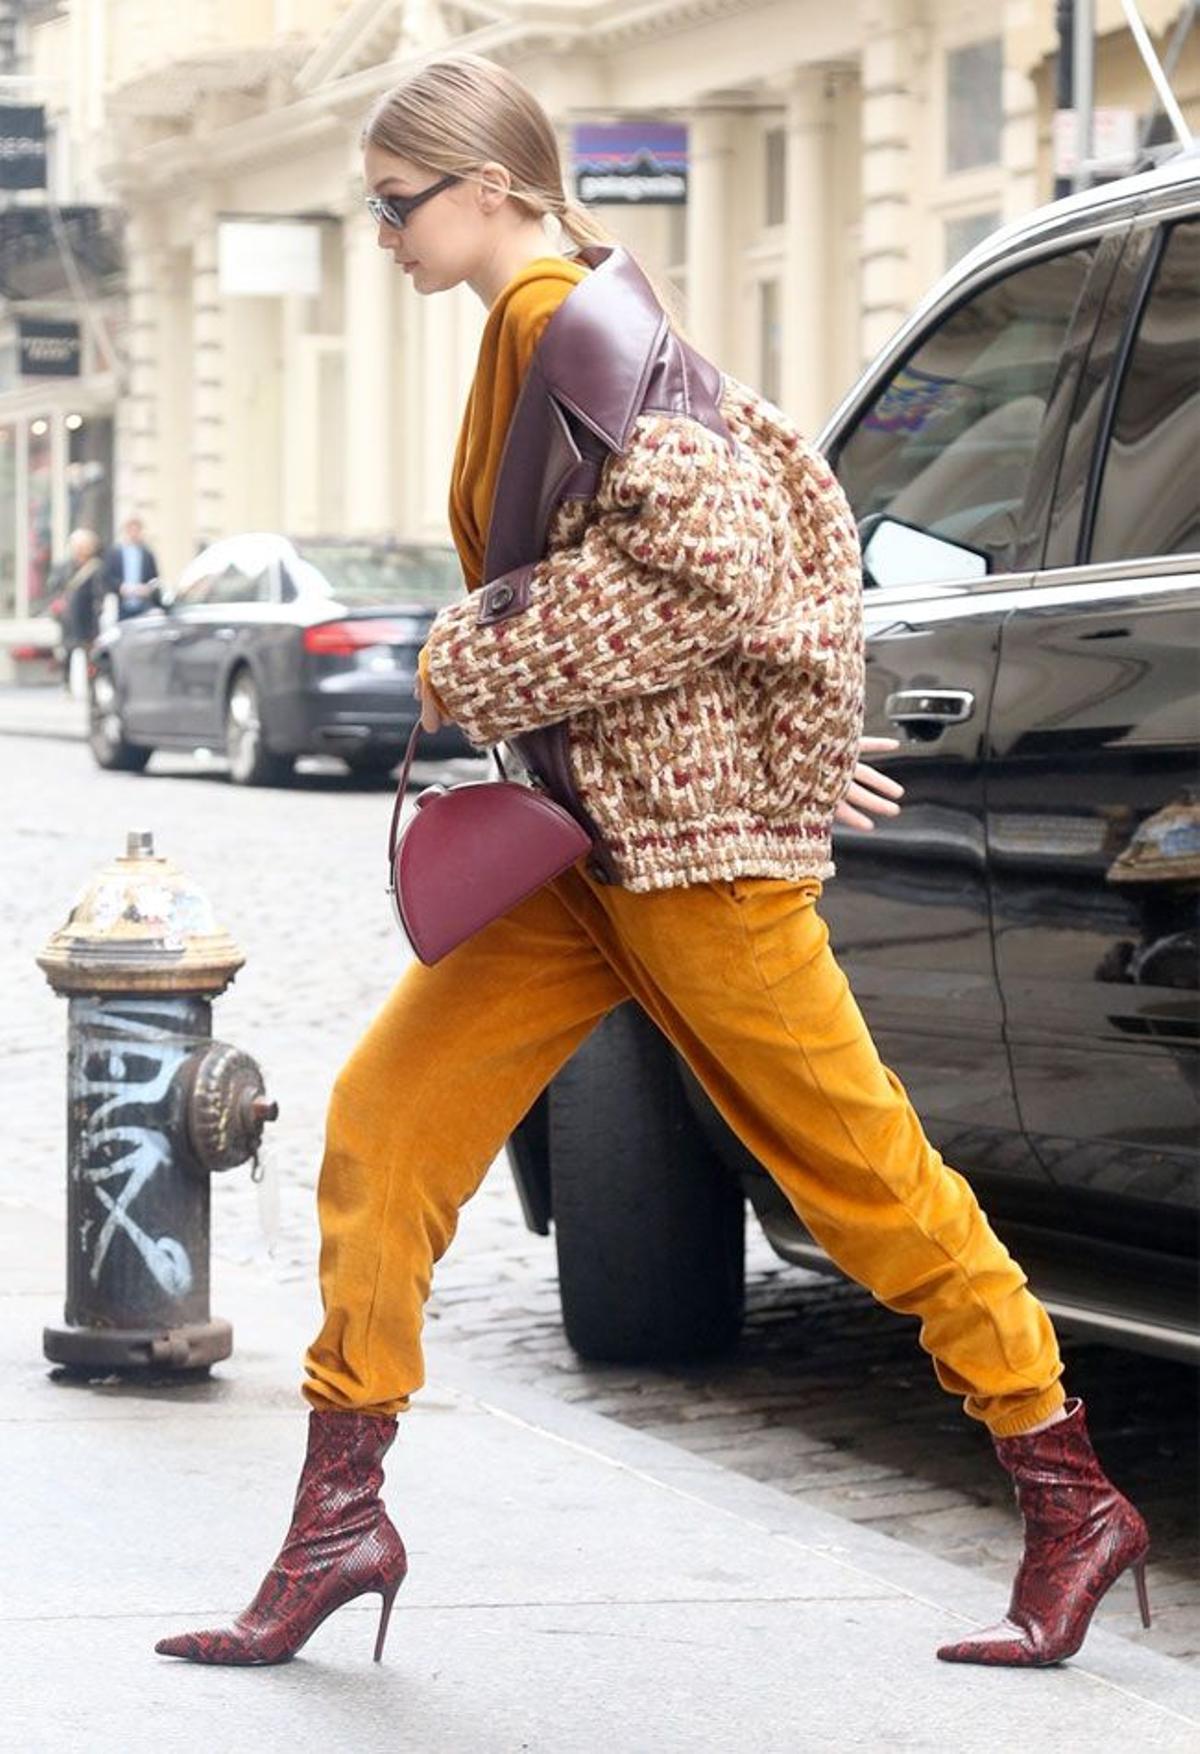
left=0, top=0, right=1196, bottom=647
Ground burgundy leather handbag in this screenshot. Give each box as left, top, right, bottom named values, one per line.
left=386, top=719, right=593, bottom=965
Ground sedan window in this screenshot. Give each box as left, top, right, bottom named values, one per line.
left=1089, top=219, right=1200, bottom=564
left=207, top=563, right=273, bottom=605
left=835, top=245, right=1094, bottom=579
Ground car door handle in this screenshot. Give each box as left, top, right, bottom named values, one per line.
left=884, top=688, right=976, bottom=725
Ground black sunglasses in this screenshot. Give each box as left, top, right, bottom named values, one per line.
left=365, top=173, right=461, bottom=231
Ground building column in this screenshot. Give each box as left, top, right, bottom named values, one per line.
left=342, top=209, right=394, bottom=536
left=685, top=109, right=737, bottom=365
left=191, top=214, right=227, bottom=547
left=782, top=68, right=836, bottom=432
left=859, top=0, right=923, bottom=364
left=116, top=205, right=165, bottom=529
left=1001, top=0, right=1040, bottom=220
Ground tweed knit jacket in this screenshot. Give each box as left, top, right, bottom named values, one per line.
left=422, top=368, right=866, bottom=894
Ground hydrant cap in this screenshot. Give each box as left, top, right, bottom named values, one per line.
left=36, top=831, right=247, bottom=995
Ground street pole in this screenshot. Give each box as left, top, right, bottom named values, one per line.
left=1074, top=0, right=1095, bottom=193
left=1054, top=0, right=1076, bottom=200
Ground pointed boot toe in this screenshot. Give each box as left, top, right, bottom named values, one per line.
left=937, top=1620, right=1046, bottom=1666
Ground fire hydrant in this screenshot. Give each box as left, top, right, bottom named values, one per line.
left=36, top=829, right=277, bottom=1375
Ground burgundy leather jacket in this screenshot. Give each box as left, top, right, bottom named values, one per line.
left=477, top=243, right=733, bottom=882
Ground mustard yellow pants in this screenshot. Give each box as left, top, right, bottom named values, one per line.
left=302, top=866, right=1065, bottom=1438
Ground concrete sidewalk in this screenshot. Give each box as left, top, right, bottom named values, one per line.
left=2, top=1193, right=1198, bottom=1754
left=0, top=682, right=86, bottom=743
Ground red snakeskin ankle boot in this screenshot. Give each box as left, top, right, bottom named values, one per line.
left=155, top=1409, right=407, bottom=1666
left=937, top=1396, right=1150, bottom=1666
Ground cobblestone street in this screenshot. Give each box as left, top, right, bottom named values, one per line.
left=3, top=714, right=1196, bottom=1668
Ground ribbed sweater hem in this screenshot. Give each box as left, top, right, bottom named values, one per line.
left=594, top=812, right=837, bottom=892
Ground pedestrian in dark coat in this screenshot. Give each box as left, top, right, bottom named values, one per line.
left=103, top=515, right=160, bottom=619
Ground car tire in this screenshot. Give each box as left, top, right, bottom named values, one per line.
left=225, top=669, right=293, bottom=787
left=548, top=1001, right=746, bottom=1364
left=87, top=662, right=152, bottom=773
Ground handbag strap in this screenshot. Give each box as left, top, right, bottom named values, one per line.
left=386, top=720, right=509, bottom=875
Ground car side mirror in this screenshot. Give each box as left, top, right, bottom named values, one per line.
left=859, top=514, right=990, bottom=589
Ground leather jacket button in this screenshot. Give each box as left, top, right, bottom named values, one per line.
left=489, top=582, right=514, bottom=611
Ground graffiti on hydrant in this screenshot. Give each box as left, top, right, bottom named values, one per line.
left=73, top=995, right=196, bottom=1296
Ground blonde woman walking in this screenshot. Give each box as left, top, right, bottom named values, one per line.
left=155, top=52, right=1149, bottom=1671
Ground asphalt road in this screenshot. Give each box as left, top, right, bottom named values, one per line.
left=2, top=714, right=1195, bottom=1666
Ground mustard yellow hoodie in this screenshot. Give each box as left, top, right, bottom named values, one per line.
left=449, top=254, right=590, bottom=591
left=418, top=254, right=589, bottom=709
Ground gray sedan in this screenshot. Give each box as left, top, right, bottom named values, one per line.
left=87, top=533, right=473, bottom=782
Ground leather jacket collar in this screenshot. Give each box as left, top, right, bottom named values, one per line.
left=480, top=243, right=732, bottom=881
left=482, top=243, right=731, bottom=585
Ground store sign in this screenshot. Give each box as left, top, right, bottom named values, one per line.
left=572, top=124, right=688, bottom=205
left=218, top=220, right=322, bottom=297
left=1053, top=107, right=1139, bottom=176
left=18, top=319, right=82, bottom=377
left=0, top=105, right=47, bottom=190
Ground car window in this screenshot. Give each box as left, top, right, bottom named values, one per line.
left=206, top=562, right=273, bottom=605
left=1089, top=219, right=1200, bottom=564
left=173, top=572, right=214, bottom=607
left=292, top=543, right=462, bottom=607
left=834, top=245, right=1095, bottom=578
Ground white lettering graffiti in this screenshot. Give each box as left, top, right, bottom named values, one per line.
left=73, top=998, right=194, bottom=1296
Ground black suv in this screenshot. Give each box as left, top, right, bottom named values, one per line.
left=506, top=151, right=1200, bottom=1367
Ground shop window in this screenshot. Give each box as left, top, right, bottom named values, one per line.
left=759, top=278, right=782, bottom=406
left=946, top=39, right=1003, bottom=174
left=944, top=210, right=1001, bottom=268
left=66, top=415, right=114, bottom=549
left=765, top=126, right=786, bottom=228
left=26, top=419, right=53, bottom=616
left=0, top=424, right=14, bottom=620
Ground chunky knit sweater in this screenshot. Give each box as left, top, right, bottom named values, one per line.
left=423, top=345, right=866, bottom=892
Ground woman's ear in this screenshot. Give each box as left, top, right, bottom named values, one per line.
left=477, top=160, right=513, bottom=213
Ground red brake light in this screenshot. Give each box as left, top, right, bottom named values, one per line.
left=303, top=619, right=419, bottom=657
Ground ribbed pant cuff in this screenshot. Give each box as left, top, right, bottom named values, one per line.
left=985, top=1380, right=1068, bottom=1440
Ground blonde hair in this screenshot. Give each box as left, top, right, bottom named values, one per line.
left=362, top=52, right=689, bottom=338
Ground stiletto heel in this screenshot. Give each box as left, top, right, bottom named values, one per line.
left=374, top=1578, right=403, bottom=1662
left=1132, top=1557, right=1152, bottom=1629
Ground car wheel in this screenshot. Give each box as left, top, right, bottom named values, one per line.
left=225, top=670, right=293, bottom=787
left=549, top=1001, right=746, bottom=1363
left=87, top=662, right=152, bottom=773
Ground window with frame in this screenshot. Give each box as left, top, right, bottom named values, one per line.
left=834, top=244, right=1095, bottom=574
left=1089, top=220, right=1200, bottom=564
left=944, top=210, right=1000, bottom=269
left=946, top=38, right=1003, bottom=174
left=764, top=125, right=786, bottom=227
left=758, top=278, right=782, bottom=405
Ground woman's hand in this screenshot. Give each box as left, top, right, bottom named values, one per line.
left=414, top=667, right=454, bottom=734
left=835, top=736, right=905, bottom=832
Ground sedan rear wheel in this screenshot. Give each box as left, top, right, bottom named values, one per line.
left=225, top=670, right=293, bottom=787
left=88, top=663, right=152, bottom=772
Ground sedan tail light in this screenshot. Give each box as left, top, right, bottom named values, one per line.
left=303, top=619, right=423, bottom=656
